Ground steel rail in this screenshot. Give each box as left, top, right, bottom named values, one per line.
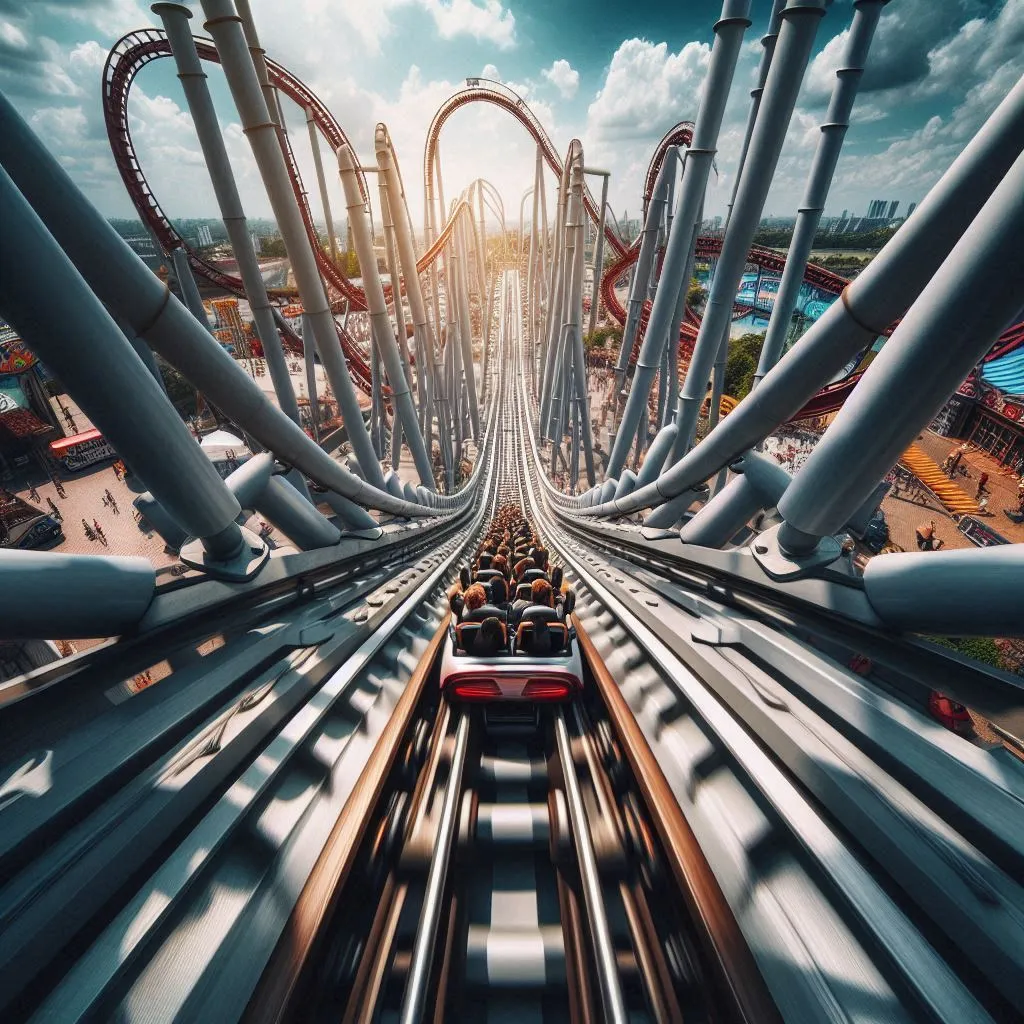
left=398, top=711, right=470, bottom=1024
left=0, top=320, right=505, bottom=1024
left=511, top=271, right=1010, bottom=1022
left=553, top=708, right=628, bottom=1024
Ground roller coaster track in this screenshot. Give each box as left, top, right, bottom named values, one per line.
left=106, top=40, right=1024, bottom=413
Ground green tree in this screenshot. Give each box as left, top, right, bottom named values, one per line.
left=687, top=277, right=705, bottom=308
left=584, top=325, right=622, bottom=352
left=723, top=332, right=764, bottom=401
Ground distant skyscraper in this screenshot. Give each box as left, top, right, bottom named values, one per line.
left=907, top=202, right=917, bottom=218
left=887, top=200, right=899, bottom=220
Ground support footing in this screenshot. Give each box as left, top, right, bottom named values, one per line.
left=179, top=525, right=270, bottom=581
left=750, top=523, right=842, bottom=581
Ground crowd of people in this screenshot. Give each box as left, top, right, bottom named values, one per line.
left=450, top=503, right=573, bottom=656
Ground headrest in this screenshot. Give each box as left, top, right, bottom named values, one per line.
left=466, top=604, right=506, bottom=622
left=475, top=568, right=502, bottom=582
left=519, top=568, right=547, bottom=585
left=521, top=605, right=558, bottom=623
left=515, top=584, right=532, bottom=602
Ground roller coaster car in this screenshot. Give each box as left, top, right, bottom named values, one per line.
left=440, top=591, right=583, bottom=703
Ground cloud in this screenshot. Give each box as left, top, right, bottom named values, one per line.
left=420, top=0, right=515, bottom=49
left=805, top=0, right=1022, bottom=105
left=587, top=38, right=710, bottom=142
left=543, top=58, right=579, bottom=99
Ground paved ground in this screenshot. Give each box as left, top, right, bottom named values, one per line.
left=914, top=429, right=1024, bottom=543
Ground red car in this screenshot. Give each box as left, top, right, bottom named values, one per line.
left=928, top=691, right=973, bottom=734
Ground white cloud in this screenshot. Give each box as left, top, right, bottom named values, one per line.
left=805, top=0, right=1023, bottom=107
left=420, top=0, right=515, bottom=49
left=543, top=58, right=579, bottom=99
left=587, top=38, right=710, bottom=142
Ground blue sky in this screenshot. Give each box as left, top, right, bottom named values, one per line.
left=1, top=0, right=1022, bottom=234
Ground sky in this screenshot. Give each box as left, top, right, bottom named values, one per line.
left=1, top=0, right=1023, bottom=237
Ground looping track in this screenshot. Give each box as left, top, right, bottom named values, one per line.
left=105, top=38, right=1024, bottom=414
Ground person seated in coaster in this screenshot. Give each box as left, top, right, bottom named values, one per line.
left=512, top=557, right=534, bottom=582
left=512, top=578, right=553, bottom=622
left=474, top=615, right=506, bottom=655
left=460, top=582, right=488, bottom=619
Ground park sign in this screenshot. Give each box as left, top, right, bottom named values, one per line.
left=49, top=428, right=117, bottom=472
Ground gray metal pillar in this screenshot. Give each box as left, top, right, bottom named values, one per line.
left=170, top=246, right=212, bottom=330
left=300, top=314, right=319, bottom=441
left=755, top=0, right=886, bottom=384
left=199, top=0, right=383, bottom=489
left=476, top=182, right=493, bottom=391
left=337, top=143, right=434, bottom=489
left=377, top=128, right=450, bottom=485
left=607, top=0, right=753, bottom=480
left=776, top=146, right=1024, bottom=552
left=455, top=213, right=481, bottom=441
left=539, top=160, right=569, bottom=432
left=862, top=547, right=1024, bottom=637
left=377, top=171, right=415, bottom=417
left=621, top=71, right=1024, bottom=516
left=0, top=164, right=247, bottom=564
left=0, top=98, right=437, bottom=522
left=0, top=550, right=155, bottom=640
left=225, top=453, right=340, bottom=550
left=153, top=3, right=302, bottom=435
left=680, top=450, right=791, bottom=547
left=674, top=0, right=829, bottom=458
left=234, top=0, right=281, bottom=126
left=566, top=153, right=596, bottom=485
left=587, top=171, right=610, bottom=339
left=613, top=158, right=672, bottom=393
left=727, top=0, right=787, bottom=225
left=305, top=105, right=338, bottom=266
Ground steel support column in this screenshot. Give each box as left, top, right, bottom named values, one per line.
left=607, top=0, right=753, bottom=480
left=153, top=3, right=302, bottom=433
left=199, top=0, right=383, bottom=489
left=755, top=0, right=886, bottom=384
left=776, top=147, right=1024, bottom=552
left=673, top=0, right=829, bottom=460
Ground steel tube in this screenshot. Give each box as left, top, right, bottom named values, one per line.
left=755, top=0, right=886, bottom=384
left=777, top=146, right=1024, bottom=547
left=613, top=158, right=672, bottom=389
left=337, top=143, right=435, bottom=488
left=305, top=105, right=338, bottom=265
left=680, top=450, right=791, bottom=547
left=587, top=171, right=610, bottom=339
left=608, top=0, right=752, bottom=480
left=399, top=712, right=470, bottom=1024
left=225, top=453, right=340, bottom=549
left=862, top=547, right=1024, bottom=636
left=588, top=70, right=1024, bottom=519
left=675, top=0, right=829, bottom=458
left=0, top=164, right=244, bottom=556
left=727, top=0, right=787, bottom=224
left=0, top=550, right=155, bottom=639
left=378, top=127, right=449, bottom=478
left=558, top=708, right=627, bottom=1024
left=169, top=245, right=212, bottom=330
left=455, top=213, right=482, bottom=440
left=153, top=3, right=301, bottom=429
left=199, top=0, right=383, bottom=488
